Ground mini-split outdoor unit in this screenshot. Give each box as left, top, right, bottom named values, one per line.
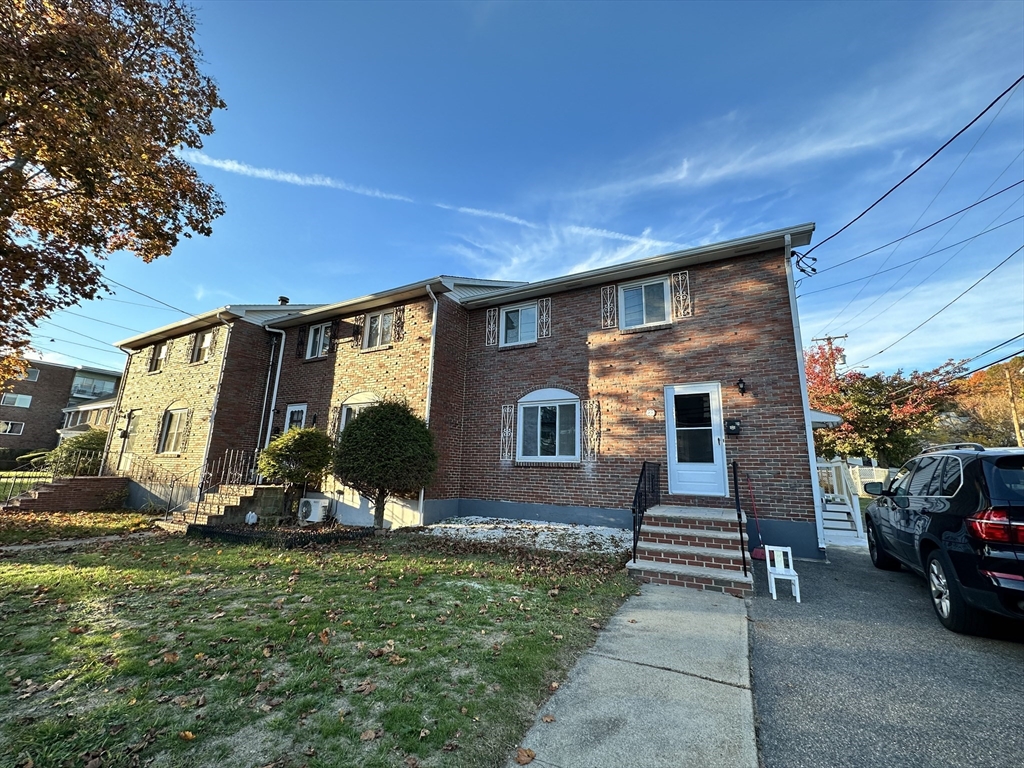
left=298, top=497, right=329, bottom=525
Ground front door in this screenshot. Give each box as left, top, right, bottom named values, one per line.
left=665, top=383, right=728, bottom=496
left=285, top=404, right=307, bottom=431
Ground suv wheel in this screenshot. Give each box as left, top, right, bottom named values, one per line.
left=926, top=550, right=979, bottom=634
left=866, top=518, right=900, bottom=571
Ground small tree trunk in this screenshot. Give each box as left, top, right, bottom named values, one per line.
left=373, top=489, right=388, bottom=530
left=282, top=483, right=294, bottom=524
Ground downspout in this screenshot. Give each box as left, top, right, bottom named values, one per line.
left=201, top=313, right=234, bottom=470
left=785, top=234, right=827, bottom=551
left=256, top=333, right=279, bottom=450
left=102, top=347, right=136, bottom=477
left=263, top=327, right=287, bottom=448
left=418, top=284, right=440, bottom=519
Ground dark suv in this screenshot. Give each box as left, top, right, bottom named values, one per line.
left=863, top=444, right=1024, bottom=633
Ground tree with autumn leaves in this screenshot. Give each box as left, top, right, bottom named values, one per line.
left=1, top=0, right=224, bottom=387
left=805, top=343, right=963, bottom=466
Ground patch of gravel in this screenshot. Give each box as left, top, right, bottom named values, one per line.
left=415, top=517, right=631, bottom=556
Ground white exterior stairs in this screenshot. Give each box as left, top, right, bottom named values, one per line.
left=627, top=505, right=753, bottom=598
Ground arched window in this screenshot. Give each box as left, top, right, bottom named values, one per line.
left=517, top=388, right=580, bottom=462
left=340, top=391, right=380, bottom=433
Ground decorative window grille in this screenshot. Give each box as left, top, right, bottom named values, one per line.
left=486, top=308, right=499, bottom=346
left=601, top=285, right=617, bottom=329
left=393, top=306, right=406, bottom=342
left=671, top=271, right=692, bottom=319
left=328, top=319, right=340, bottom=353
left=327, top=405, right=343, bottom=440
left=295, top=325, right=308, bottom=357
left=538, top=298, right=551, bottom=339
left=581, top=399, right=601, bottom=461
left=500, top=404, right=515, bottom=460
left=350, top=315, right=365, bottom=348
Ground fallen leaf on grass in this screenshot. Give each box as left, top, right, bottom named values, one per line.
left=419, top=728, right=430, bottom=740
left=178, top=731, right=195, bottom=741
left=163, top=652, right=179, bottom=663
left=359, top=728, right=381, bottom=741
left=69, top=626, right=85, bottom=635
left=353, top=680, right=377, bottom=695
left=515, top=747, right=535, bottom=764
left=548, top=682, right=560, bottom=691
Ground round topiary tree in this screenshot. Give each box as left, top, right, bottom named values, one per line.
left=257, top=428, right=334, bottom=520
left=333, top=400, right=437, bottom=530
left=45, top=428, right=108, bottom=475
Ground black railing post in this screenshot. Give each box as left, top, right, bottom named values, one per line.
left=732, top=461, right=748, bottom=578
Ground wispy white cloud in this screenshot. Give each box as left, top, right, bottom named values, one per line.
left=435, top=203, right=538, bottom=228
left=193, top=284, right=240, bottom=303
left=179, top=150, right=415, bottom=203
left=565, top=226, right=682, bottom=250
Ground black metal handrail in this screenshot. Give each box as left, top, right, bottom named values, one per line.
left=731, top=461, right=748, bottom=578
left=631, top=461, right=661, bottom=562
left=2, top=450, right=104, bottom=505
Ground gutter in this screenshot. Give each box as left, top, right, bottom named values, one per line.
left=785, top=234, right=827, bottom=551
left=418, top=284, right=440, bottom=518
left=263, top=327, right=286, bottom=448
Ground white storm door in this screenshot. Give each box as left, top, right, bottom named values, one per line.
left=665, top=383, right=728, bottom=496
left=285, top=404, right=307, bottom=431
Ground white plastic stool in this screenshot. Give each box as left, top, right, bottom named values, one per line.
left=765, top=545, right=801, bottom=603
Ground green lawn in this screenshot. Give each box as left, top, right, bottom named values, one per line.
left=0, top=471, right=52, bottom=502
left=0, top=533, right=634, bottom=768
left=0, top=511, right=158, bottom=546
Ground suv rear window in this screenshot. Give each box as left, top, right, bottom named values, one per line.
left=986, top=456, right=1024, bottom=503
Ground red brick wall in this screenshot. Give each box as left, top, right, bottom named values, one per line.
left=270, top=298, right=435, bottom=440
left=207, top=321, right=276, bottom=459
left=3, top=476, right=129, bottom=512
left=456, top=249, right=816, bottom=524
left=427, top=295, right=470, bottom=500
left=0, top=362, right=76, bottom=452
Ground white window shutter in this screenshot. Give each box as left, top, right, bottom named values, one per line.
left=601, top=286, right=617, bottom=329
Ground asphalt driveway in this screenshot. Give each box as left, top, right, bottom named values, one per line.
left=749, top=547, right=1024, bottom=768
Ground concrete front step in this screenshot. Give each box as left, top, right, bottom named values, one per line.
left=634, top=542, right=747, bottom=572
left=627, top=559, right=753, bottom=598
left=639, top=526, right=744, bottom=550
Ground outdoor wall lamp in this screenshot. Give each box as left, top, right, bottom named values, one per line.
left=736, top=379, right=747, bottom=396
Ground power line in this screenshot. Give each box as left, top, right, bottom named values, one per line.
left=800, top=73, right=1024, bottom=259
left=28, top=345, right=125, bottom=370
left=847, top=244, right=1024, bottom=367
left=806, top=179, right=1023, bottom=278
left=37, top=321, right=117, bottom=347
left=103, top=276, right=199, bottom=319
left=57, top=309, right=143, bottom=333
left=94, top=296, right=185, bottom=312
left=30, top=335, right=122, bottom=355
left=888, top=346, right=1024, bottom=401
left=797, top=215, right=1023, bottom=296
left=960, top=333, right=1024, bottom=367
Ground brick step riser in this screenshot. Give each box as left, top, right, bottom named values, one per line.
left=644, top=518, right=741, bottom=533
left=640, top=532, right=743, bottom=550
left=630, top=568, right=752, bottom=598
left=634, top=549, right=747, bottom=572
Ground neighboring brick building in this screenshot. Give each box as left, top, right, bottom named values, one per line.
left=1, top=360, right=122, bottom=453
left=113, top=224, right=827, bottom=563
left=109, top=303, right=319, bottom=478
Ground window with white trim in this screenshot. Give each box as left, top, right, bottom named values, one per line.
left=19, top=368, right=39, bottom=382
left=192, top=330, right=214, bottom=363
left=1, top=393, right=32, bottom=408
left=306, top=322, right=331, bottom=359
left=150, top=341, right=168, bottom=372
left=500, top=303, right=538, bottom=346
left=1, top=421, right=25, bottom=435
left=285, top=403, right=307, bottom=431
left=158, top=409, right=188, bottom=453
left=619, top=278, right=669, bottom=329
left=364, top=310, right=395, bottom=349
left=517, top=388, right=580, bottom=462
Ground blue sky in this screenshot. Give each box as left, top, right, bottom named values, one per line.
left=31, top=0, right=1024, bottom=378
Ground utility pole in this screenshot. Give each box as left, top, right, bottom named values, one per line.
left=812, top=335, right=849, bottom=378
left=1005, top=367, right=1023, bottom=447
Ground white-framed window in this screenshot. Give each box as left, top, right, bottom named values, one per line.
left=192, top=330, right=214, bottom=363
left=158, top=409, right=188, bottom=454
left=306, top=322, right=331, bottom=359
left=72, top=375, right=116, bottom=397
left=619, top=278, right=670, bottom=329
left=285, top=404, right=307, bottom=431
left=150, top=341, right=168, bottom=372
left=1, top=393, right=32, bottom=408
left=516, top=388, right=580, bottom=463
left=0, top=420, right=25, bottom=435
left=340, top=392, right=379, bottom=434
left=363, top=310, right=395, bottom=349
left=500, top=302, right=538, bottom=347
left=18, top=368, right=39, bottom=382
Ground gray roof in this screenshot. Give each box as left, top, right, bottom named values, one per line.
left=116, top=304, right=320, bottom=350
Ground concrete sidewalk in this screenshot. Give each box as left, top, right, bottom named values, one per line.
left=506, top=584, right=757, bottom=768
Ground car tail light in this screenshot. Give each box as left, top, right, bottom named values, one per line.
left=967, top=508, right=1024, bottom=544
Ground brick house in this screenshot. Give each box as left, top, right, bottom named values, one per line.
left=107, top=303, right=319, bottom=481
left=110, top=224, right=827, bottom=587
left=1, top=360, right=122, bottom=453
